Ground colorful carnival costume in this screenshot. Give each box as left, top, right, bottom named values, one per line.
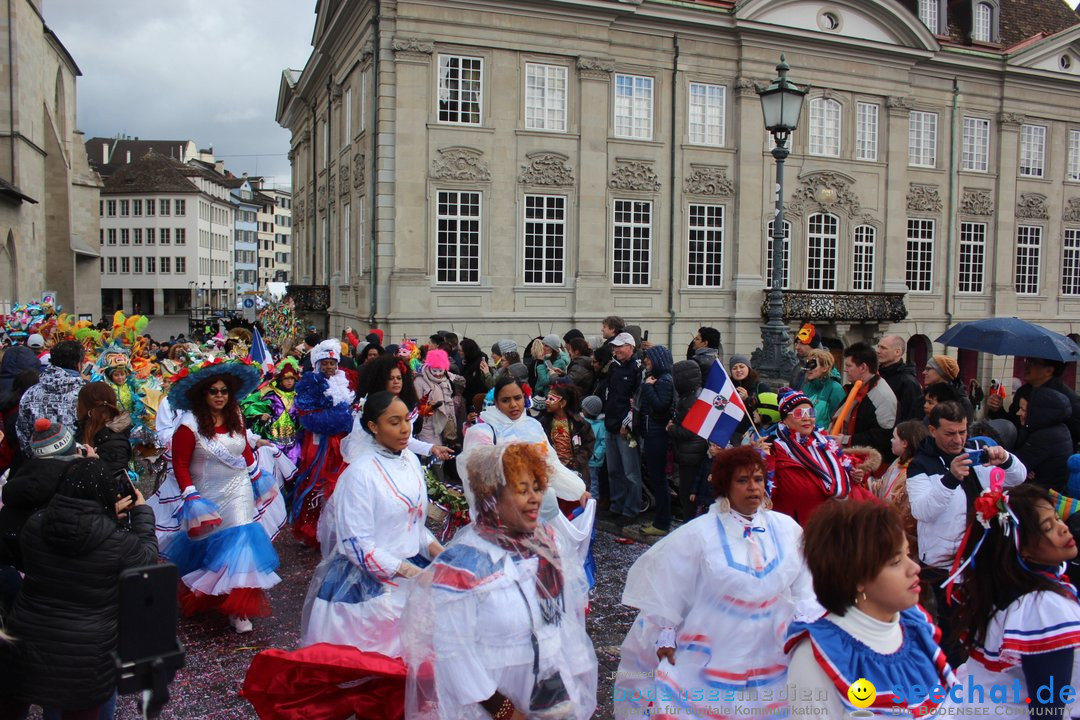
left=261, top=359, right=301, bottom=465
left=292, top=340, right=355, bottom=547
left=616, top=503, right=819, bottom=720
left=786, top=606, right=955, bottom=718
left=158, top=359, right=281, bottom=628
left=299, top=430, right=437, bottom=656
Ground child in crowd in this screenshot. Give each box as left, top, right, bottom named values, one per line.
left=581, top=395, right=607, bottom=507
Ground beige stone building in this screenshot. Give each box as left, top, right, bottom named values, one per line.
left=278, top=0, right=1080, bottom=383
left=0, top=0, right=101, bottom=319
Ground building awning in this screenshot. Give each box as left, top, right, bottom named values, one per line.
left=70, top=234, right=100, bottom=257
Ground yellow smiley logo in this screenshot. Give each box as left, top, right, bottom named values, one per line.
left=847, top=678, right=877, bottom=708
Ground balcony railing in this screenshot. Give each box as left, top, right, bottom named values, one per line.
left=760, top=290, right=908, bottom=323
left=288, top=284, right=331, bottom=312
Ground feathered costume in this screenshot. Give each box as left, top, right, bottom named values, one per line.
left=261, top=358, right=302, bottom=466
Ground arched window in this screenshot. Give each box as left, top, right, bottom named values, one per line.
left=808, top=98, right=841, bottom=157
left=765, top=219, right=790, bottom=290
left=53, top=67, right=66, bottom=141
left=973, top=3, right=993, bottom=42
left=918, top=0, right=938, bottom=33
left=852, top=225, right=876, bottom=291
left=806, top=213, right=838, bottom=290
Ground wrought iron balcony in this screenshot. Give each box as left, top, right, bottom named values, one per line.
left=287, top=284, right=331, bottom=312
left=760, top=290, right=908, bottom=323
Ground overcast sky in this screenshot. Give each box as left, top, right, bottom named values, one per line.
left=43, top=0, right=316, bottom=190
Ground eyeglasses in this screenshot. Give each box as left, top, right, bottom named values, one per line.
left=790, top=406, right=816, bottom=420
left=207, top=387, right=230, bottom=396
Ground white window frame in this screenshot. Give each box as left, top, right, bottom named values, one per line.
left=973, top=3, right=993, bottom=42
left=133, top=257, right=142, bottom=273
left=344, top=86, right=352, bottom=142
left=107, top=229, right=116, bottom=245
left=175, top=228, right=185, bottom=245
left=808, top=98, right=841, bottom=158
left=688, top=82, right=725, bottom=147
left=176, top=256, right=186, bottom=274
left=958, top=221, right=987, bottom=294
left=146, top=227, right=155, bottom=245
left=120, top=229, right=129, bottom=246
left=438, top=54, right=483, bottom=126
left=435, top=190, right=481, bottom=284
left=132, top=199, right=142, bottom=216
left=687, top=203, right=724, bottom=287
left=1015, top=225, right=1042, bottom=295
left=523, top=194, right=566, bottom=285
left=852, top=225, right=876, bottom=291
left=119, top=200, right=129, bottom=217
left=614, top=74, right=653, bottom=141
left=106, top=200, right=116, bottom=217
left=356, top=203, right=364, bottom=275
left=120, top=257, right=129, bottom=273
left=161, top=256, right=171, bottom=274
left=524, top=63, right=567, bottom=132
left=107, top=257, right=117, bottom=273
left=133, top=228, right=142, bottom=245
left=1064, top=228, right=1080, bottom=296
left=905, top=218, right=935, bottom=293
left=174, top=199, right=185, bottom=216
left=856, top=103, right=878, bottom=162
left=1020, top=124, right=1047, bottom=178
left=919, top=0, right=938, bottom=32
left=765, top=220, right=791, bottom=290
left=343, top=202, right=351, bottom=278
left=962, top=117, right=990, bottom=173
left=805, top=213, right=839, bottom=290
left=612, top=199, right=651, bottom=286
left=1068, top=130, right=1080, bottom=182
left=909, top=111, right=938, bottom=167
left=159, top=199, right=170, bottom=216
left=145, top=199, right=154, bottom=216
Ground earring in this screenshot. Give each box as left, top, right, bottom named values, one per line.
left=862, top=591, right=868, bottom=602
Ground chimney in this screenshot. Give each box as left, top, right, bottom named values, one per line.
left=125, top=150, right=131, bottom=163
left=102, top=144, right=108, bottom=165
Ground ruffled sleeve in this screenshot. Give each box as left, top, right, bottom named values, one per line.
left=997, top=590, right=1080, bottom=663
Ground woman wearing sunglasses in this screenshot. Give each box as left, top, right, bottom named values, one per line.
left=768, top=389, right=870, bottom=526
left=160, top=358, right=280, bottom=634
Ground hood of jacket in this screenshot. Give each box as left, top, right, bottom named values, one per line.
left=672, top=360, right=702, bottom=395
left=40, top=494, right=117, bottom=557
left=38, top=363, right=86, bottom=395
left=693, top=346, right=719, bottom=365
left=0, top=344, right=40, bottom=378
left=477, top=405, right=547, bottom=443
left=1024, top=386, right=1072, bottom=431
left=644, top=345, right=674, bottom=377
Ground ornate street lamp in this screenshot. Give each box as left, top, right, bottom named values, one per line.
left=751, top=55, right=809, bottom=383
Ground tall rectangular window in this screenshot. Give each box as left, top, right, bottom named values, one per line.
left=120, top=229, right=130, bottom=246
left=1015, top=225, right=1042, bottom=295
left=160, top=228, right=171, bottom=245
left=175, top=199, right=185, bottom=216
left=1020, top=124, right=1047, bottom=178
left=856, top=103, right=878, bottom=161
left=133, top=229, right=142, bottom=245
left=147, top=256, right=155, bottom=273
left=765, top=220, right=791, bottom=290
left=107, top=229, right=116, bottom=245
left=919, top=0, right=938, bottom=31
left=808, top=98, right=841, bottom=157
left=342, top=203, right=351, bottom=277
left=146, top=199, right=155, bottom=216
left=958, top=222, right=987, bottom=293
left=132, top=199, right=142, bottom=216
left=160, top=257, right=170, bottom=273
left=909, top=111, right=938, bottom=167
left=107, top=257, right=117, bottom=273
left=356, top=204, right=364, bottom=275
left=146, top=228, right=155, bottom=245
left=525, top=63, right=567, bottom=132
left=106, top=200, right=116, bottom=217
left=120, top=200, right=129, bottom=217
left=962, top=117, right=990, bottom=172
left=905, top=218, right=935, bottom=292
left=614, top=74, right=653, bottom=140
left=806, top=214, right=839, bottom=290
left=438, top=55, right=483, bottom=125
left=612, top=199, right=651, bottom=286
left=133, top=257, right=142, bottom=273
left=1064, top=229, right=1080, bottom=295
left=1069, top=130, right=1080, bottom=182
left=175, top=228, right=185, bottom=245
left=159, top=199, right=170, bottom=216
left=974, top=3, right=992, bottom=41
left=344, top=86, right=352, bottom=142
left=120, top=257, right=130, bottom=273
left=436, top=190, right=481, bottom=283
left=523, top=194, right=565, bottom=285
left=688, top=82, right=725, bottom=146
left=852, top=225, right=876, bottom=291
left=687, top=204, right=724, bottom=287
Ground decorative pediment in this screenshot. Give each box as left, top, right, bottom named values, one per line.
left=684, top=165, right=734, bottom=197
left=1064, top=198, right=1080, bottom=223
left=960, top=189, right=994, bottom=217
left=737, top=0, right=939, bottom=52
left=609, top=161, right=659, bottom=192
left=1017, top=193, right=1049, bottom=220
left=907, top=184, right=942, bottom=214
left=1006, top=26, right=1080, bottom=76
left=519, top=152, right=574, bottom=187
left=787, top=171, right=866, bottom=218
left=431, top=147, right=491, bottom=182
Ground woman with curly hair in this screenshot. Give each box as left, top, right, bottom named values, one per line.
left=403, top=441, right=597, bottom=719
left=615, top=445, right=818, bottom=720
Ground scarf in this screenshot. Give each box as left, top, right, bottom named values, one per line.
left=418, top=365, right=456, bottom=440
left=474, top=501, right=565, bottom=625
left=773, top=426, right=850, bottom=499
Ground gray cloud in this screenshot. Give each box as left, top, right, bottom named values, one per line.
left=43, top=0, right=315, bottom=189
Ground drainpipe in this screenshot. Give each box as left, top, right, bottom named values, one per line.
left=368, top=1, right=381, bottom=326
left=308, top=98, right=317, bottom=287
left=666, top=34, right=680, bottom=350
left=944, top=78, right=959, bottom=330
left=7, top=0, right=15, bottom=184
left=325, top=79, right=333, bottom=289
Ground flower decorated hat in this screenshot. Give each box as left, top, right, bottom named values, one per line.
left=167, top=356, right=262, bottom=411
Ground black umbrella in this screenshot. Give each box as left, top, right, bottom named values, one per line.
left=936, top=317, right=1080, bottom=362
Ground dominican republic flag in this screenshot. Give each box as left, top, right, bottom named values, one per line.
left=681, top=361, right=747, bottom=447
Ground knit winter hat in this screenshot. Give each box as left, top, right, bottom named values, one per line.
left=777, top=388, right=812, bottom=420
left=426, top=348, right=450, bottom=371
left=507, top=362, right=529, bottom=385
left=30, top=417, right=76, bottom=458
left=927, top=355, right=960, bottom=381
left=730, top=354, right=751, bottom=369
left=494, top=339, right=517, bottom=357
left=542, top=334, right=562, bottom=351
left=581, top=395, right=603, bottom=418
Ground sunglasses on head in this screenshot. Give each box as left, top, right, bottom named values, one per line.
left=790, top=406, right=816, bottom=420
left=207, top=387, right=230, bottom=396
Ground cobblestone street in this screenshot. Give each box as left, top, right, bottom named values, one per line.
left=110, top=522, right=651, bottom=719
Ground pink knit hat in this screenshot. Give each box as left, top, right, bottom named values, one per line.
left=425, top=349, right=450, bottom=371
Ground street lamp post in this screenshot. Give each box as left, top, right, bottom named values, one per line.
left=751, top=55, right=809, bottom=383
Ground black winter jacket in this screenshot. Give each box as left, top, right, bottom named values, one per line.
left=7, top=496, right=158, bottom=709
left=992, top=377, right=1080, bottom=449
left=603, top=357, right=641, bottom=433
left=565, top=356, right=595, bottom=398
left=879, top=361, right=925, bottom=422
left=1015, top=386, right=1073, bottom=491
left=668, top=360, right=709, bottom=467
left=81, top=414, right=134, bottom=478
left=0, top=456, right=80, bottom=568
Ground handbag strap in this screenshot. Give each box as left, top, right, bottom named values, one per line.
left=512, top=576, right=541, bottom=682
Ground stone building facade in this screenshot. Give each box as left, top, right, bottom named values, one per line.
left=0, top=0, right=101, bottom=319
left=277, top=0, right=1080, bottom=380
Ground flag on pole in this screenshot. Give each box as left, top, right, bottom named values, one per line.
left=250, top=326, right=275, bottom=374
left=681, top=361, right=747, bottom=447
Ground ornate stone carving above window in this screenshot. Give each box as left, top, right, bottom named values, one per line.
left=886, top=96, right=912, bottom=115
left=328, top=176, right=336, bottom=209
left=391, top=37, right=435, bottom=56
left=960, top=189, right=994, bottom=216
left=734, top=77, right=759, bottom=98
left=353, top=152, right=366, bottom=190
left=431, top=147, right=491, bottom=182
left=339, top=163, right=350, bottom=193
left=518, top=152, right=574, bottom=187
left=1064, top=197, right=1080, bottom=223
left=1017, top=193, right=1049, bottom=220
left=760, top=290, right=908, bottom=323
left=576, top=56, right=614, bottom=80
left=683, top=165, right=734, bottom=197
left=998, top=112, right=1025, bottom=127
left=787, top=171, right=866, bottom=218
left=609, top=160, right=660, bottom=192
left=296, top=198, right=306, bottom=225
left=317, top=186, right=326, bottom=215
left=907, top=184, right=942, bottom=213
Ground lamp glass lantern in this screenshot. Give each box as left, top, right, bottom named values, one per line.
left=757, top=55, right=809, bottom=142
